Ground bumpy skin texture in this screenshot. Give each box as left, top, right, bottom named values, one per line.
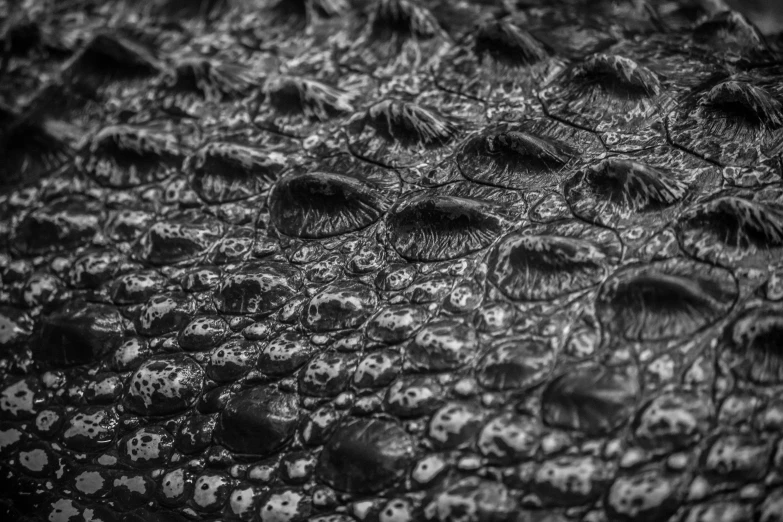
left=2, top=0, right=783, bottom=521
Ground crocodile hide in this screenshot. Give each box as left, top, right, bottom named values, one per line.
left=2, top=1, right=783, bottom=521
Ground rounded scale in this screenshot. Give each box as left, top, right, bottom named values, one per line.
left=698, top=79, right=782, bottom=138
left=22, top=274, right=64, bottom=309
left=265, top=75, right=353, bottom=121
left=0, top=306, right=33, bottom=348
left=384, top=375, right=444, bottom=418
left=532, top=455, right=612, bottom=507
left=476, top=337, right=555, bottom=391
left=541, top=363, right=639, bottom=436
left=316, top=418, right=415, bottom=494
left=216, top=387, right=299, bottom=455
left=542, top=52, right=663, bottom=140
left=176, top=415, right=215, bottom=455
left=136, top=292, right=196, bottom=337
left=69, top=468, right=113, bottom=498
left=477, top=413, right=543, bottom=462
left=18, top=442, right=61, bottom=478
left=606, top=471, right=684, bottom=522
left=298, top=352, right=357, bottom=397
left=258, top=330, right=317, bottom=376
left=474, top=301, right=515, bottom=332
left=214, top=262, right=302, bottom=315
left=119, top=425, right=174, bottom=468
left=138, top=211, right=223, bottom=265
left=633, top=392, right=711, bottom=452
left=375, top=264, right=417, bottom=292
left=353, top=349, right=401, bottom=389
left=61, top=407, right=119, bottom=452
left=257, top=488, right=312, bottom=522
left=300, top=404, right=343, bottom=448
left=356, top=99, right=457, bottom=149
left=188, top=141, right=285, bottom=204
left=457, top=125, right=576, bottom=190
left=423, top=477, right=517, bottom=522
left=110, top=270, right=167, bottom=305
left=82, top=124, right=180, bottom=188
left=301, top=280, right=378, bottom=332
left=70, top=30, right=161, bottom=84
left=677, top=194, right=783, bottom=268
left=473, top=18, right=552, bottom=68
left=192, top=473, right=231, bottom=512
left=212, top=229, right=262, bottom=264
left=387, top=192, right=505, bottom=262
left=702, top=434, right=771, bottom=482
left=369, top=0, right=442, bottom=40
left=724, top=304, right=783, bottom=385
left=33, top=408, right=64, bottom=438
left=84, top=373, right=122, bottom=404
left=487, top=221, right=621, bottom=301
left=366, top=304, right=428, bottom=344
left=112, top=473, right=157, bottom=508
left=693, top=10, right=765, bottom=52
left=269, top=169, right=396, bottom=239
left=111, top=337, right=151, bottom=372
left=407, top=319, right=478, bottom=371
left=403, top=273, right=454, bottom=304
left=14, top=196, right=102, bottom=255
left=38, top=301, right=124, bottom=366
left=178, top=315, right=229, bottom=352
left=181, top=266, right=221, bottom=292
left=164, top=57, right=257, bottom=101
left=668, top=75, right=783, bottom=166
left=106, top=208, right=155, bottom=243
left=596, top=257, right=737, bottom=342
left=158, top=467, right=191, bottom=507
left=0, top=106, right=73, bottom=191
left=68, top=249, right=124, bottom=289
left=207, top=339, right=259, bottom=382
left=124, top=354, right=204, bottom=416
left=427, top=401, right=484, bottom=449
left=0, top=378, right=45, bottom=420
left=561, top=53, right=661, bottom=101
left=564, top=158, right=689, bottom=229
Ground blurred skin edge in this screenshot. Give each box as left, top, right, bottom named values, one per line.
left=726, top=0, right=783, bottom=34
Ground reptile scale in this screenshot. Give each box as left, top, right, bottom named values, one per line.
left=1, top=0, right=783, bottom=520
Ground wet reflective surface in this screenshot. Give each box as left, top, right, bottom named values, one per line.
left=2, top=1, right=783, bottom=521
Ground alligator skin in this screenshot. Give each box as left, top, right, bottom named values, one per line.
left=2, top=0, right=783, bottom=521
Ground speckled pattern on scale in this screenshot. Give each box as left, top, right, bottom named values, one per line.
left=1, top=0, right=783, bottom=521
